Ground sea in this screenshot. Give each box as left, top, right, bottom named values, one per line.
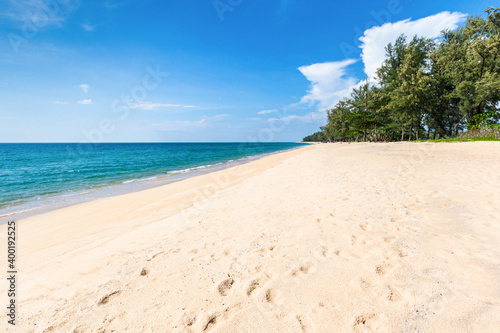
left=0, top=142, right=307, bottom=222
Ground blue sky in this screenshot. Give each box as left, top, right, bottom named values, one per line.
left=0, top=0, right=493, bottom=142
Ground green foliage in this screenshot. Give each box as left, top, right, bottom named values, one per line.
left=420, top=137, right=500, bottom=142
left=304, top=7, right=500, bottom=142
left=303, top=131, right=326, bottom=142
left=468, top=111, right=500, bottom=130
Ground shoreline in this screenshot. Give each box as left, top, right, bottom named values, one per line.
left=0, top=144, right=308, bottom=224
left=1, top=142, right=499, bottom=332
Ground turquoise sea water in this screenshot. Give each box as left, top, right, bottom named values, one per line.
left=0, top=142, right=306, bottom=219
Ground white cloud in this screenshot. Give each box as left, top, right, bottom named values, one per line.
left=276, top=0, right=292, bottom=22
left=78, top=99, right=93, bottom=105
left=298, top=59, right=358, bottom=110
left=129, top=101, right=196, bottom=111
left=257, top=109, right=278, bottom=115
left=2, top=0, right=79, bottom=28
left=144, top=114, right=228, bottom=131
left=79, top=84, right=90, bottom=93
left=54, top=101, right=68, bottom=105
left=81, top=24, right=96, bottom=32
left=360, top=11, right=467, bottom=81
left=268, top=111, right=326, bottom=124
left=298, top=11, right=467, bottom=111
left=103, top=1, right=122, bottom=9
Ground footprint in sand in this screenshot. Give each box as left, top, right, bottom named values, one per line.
left=146, top=251, right=165, bottom=261
left=185, top=315, right=196, bottom=327
left=203, top=313, right=219, bottom=331
left=201, top=304, right=243, bottom=331
left=42, top=325, right=56, bottom=332
left=296, top=315, right=307, bottom=332
left=97, top=290, right=121, bottom=305
left=217, top=278, right=234, bottom=296
left=177, top=311, right=198, bottom=328
left=387, top=285, right=402, bottom=302
left=247, top=279, right=261, bottom=296
left=375, top=263, right=392, bottom=275
left=291, top=263, right=313, bottom=276
left=300, top=264, right=311, bottom=274
left=393, top=244, right=409, bottom=258
left=359, top=278, right=372, bottom=290
left=314, top=245, right=328, bottom=259
left=265, top=288, right=276, bottom=303
left=353, top=313, right=385, bottom=332
left=384, top=236, right=395, bottom=243
left=334, top=248, right=359, bottom=260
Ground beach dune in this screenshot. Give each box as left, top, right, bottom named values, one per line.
left=1, top=142, right=500, bottom=332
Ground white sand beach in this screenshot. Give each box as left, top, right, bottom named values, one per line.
left=1, top=142, right=499, bottom=332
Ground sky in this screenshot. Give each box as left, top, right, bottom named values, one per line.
left=0, top=0, right=493, bottom=142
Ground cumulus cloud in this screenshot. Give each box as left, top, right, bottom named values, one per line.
left=78, top=99, right=93, bottom=105
left=298, top=11, right=467, bottom=111
left=79, top=84, right=90, bottom=93
left=129, top=101, right=195, bottom=111
left=360, top=11, right=467, bottom=80
left=298, top=59, right=358, bottom=110
left=257, top=109, right=278, bottom=115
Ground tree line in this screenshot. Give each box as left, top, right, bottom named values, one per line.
left=304, top=7, right=500, bottom=142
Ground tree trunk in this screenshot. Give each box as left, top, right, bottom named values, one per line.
left=401, top=127, right=405, bottom=141
left=427, top=127, right=430, bottom=139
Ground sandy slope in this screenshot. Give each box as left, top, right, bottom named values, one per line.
left=1, top=142, right=499, bottom=332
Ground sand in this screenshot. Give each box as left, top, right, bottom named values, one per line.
left=1, top=142, right=499, bottom=332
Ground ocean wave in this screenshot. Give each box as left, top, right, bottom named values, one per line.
left=45, top=190, right=94, bottom=200
left=0, top=143, right=306, bottom=219
left=122, top=176, right=158, bottom=184
left=0, top=205, right=47, bottom=218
